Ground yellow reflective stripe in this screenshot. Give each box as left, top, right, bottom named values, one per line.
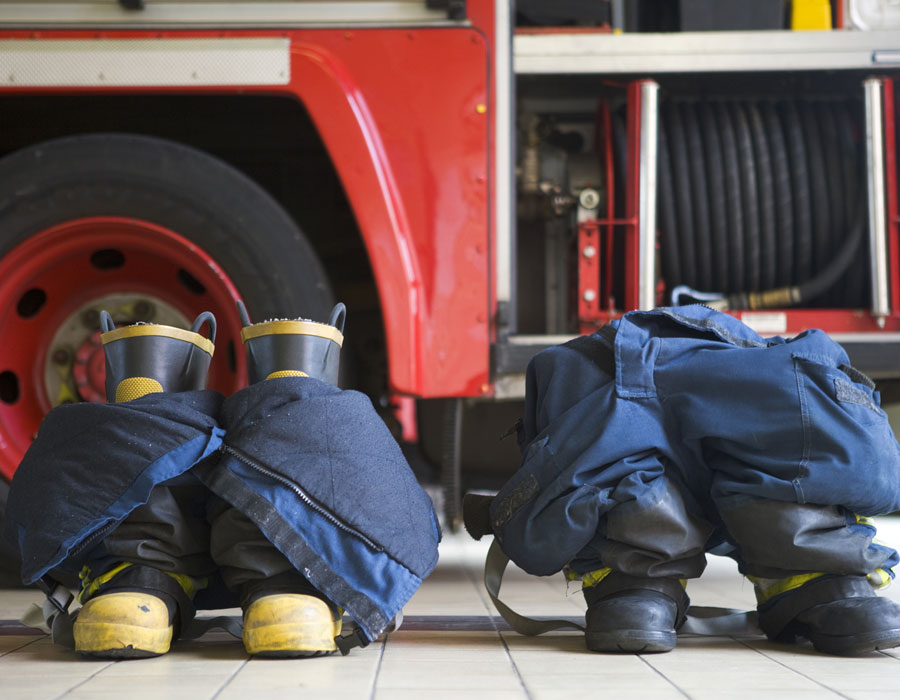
left=241, top=319, right=343, bottom=346
left=566, top=567, right=687, bottom=590
left=101, top=324, right=215, bottom=355
left=166, top=572, right=207, bottom=599
left=116, top=376, right=164, bottom=402
left=78, top=561, right=133, bottom=603
left=855, top=514, right=876, bottom=527
left=867, top=568, right=891, bottom=590
left=265, top=370, right=309, bottom=380
left=575, top=567, right=612, bottom=589
left=565, top=566, right=687, bottom=593
left=748, top=572, right=827, bottom=604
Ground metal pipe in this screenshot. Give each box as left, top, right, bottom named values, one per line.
left=495, top=0, right=515, bottom=331
left=611, top=0, right=625, bottom=32
left=865, top=77, right=890, bottom=326
left=638, top=80, right=659, bottom=311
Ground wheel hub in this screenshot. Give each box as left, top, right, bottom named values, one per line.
left=47, top=294, right=192, bottom=406
left=0, top=216, right=246, bottom=482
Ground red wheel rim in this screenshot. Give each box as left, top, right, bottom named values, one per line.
left=0, top=217, right=248, bottom=481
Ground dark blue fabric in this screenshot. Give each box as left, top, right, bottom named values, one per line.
left=4, top=380, right=439, bottom=643
left=493, top=305, right=900, bottom=577
left=217, top=378, right=440, bottom=579
left=206, top=378, right=440, bottom=640
left=5, top=390, right=224, bottom=583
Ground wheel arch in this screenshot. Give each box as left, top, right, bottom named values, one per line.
left=287, top=41, right=424, bottom=395
left=0, top=29, right=490, bottom=410
left=0, top=128, right=343, bottom=480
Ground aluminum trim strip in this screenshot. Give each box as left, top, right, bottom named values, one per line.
left=515, top=30, right=900, bottom=74
left=1, top=37, right=291, bottom=86
left=829, top=333, right=900, bottom=342
left=506, top=334, right=578, bottom=345
left=0, top=2, right=449, bottom=27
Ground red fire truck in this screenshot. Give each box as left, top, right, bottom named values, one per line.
left=0, top=1, right=899, bottom=528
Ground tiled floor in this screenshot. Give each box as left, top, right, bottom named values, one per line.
left=1, top=517, right=900, bottom=699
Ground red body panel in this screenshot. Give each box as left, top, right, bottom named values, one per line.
left=0, top=23, right=493, bottom=399
left=287, top=29, right=491, bottom=397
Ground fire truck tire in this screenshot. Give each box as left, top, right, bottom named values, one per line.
left=0, top=133, right=334, bottom=491
left=0, top=478, right=22, bottom=586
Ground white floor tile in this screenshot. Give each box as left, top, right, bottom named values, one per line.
left=0, top=518, right=899, bottom=699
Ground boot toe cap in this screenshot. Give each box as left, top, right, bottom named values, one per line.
left=243, top=593, right=341, bottom=657
left=73, top=592, right=173, bottom=658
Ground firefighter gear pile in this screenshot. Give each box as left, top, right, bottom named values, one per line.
left=4, top=305, right=440, bottom=658
left=473, top=304, right=900, bottom=655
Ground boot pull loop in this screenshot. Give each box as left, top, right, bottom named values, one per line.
left=99, top=310, right=116, bottom=334
left=328, top=302, right=347, bottom=333
left=191, top=311, right=217, bottom=344
left=236, top=300, right=253, bottom=328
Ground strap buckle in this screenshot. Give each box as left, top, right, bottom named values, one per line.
left=334, top=627, right=370, bottom=656
left=37, top=575, right=74, bottom=615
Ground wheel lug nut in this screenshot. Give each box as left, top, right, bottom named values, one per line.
left=81, top=309, right=100, bottom=329
left=52, top=348, right=71, bottom=366
left=133, top=301, right=154, bottom=320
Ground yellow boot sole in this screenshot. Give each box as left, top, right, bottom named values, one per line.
left=243, top=593, right=341, bottom=657
left=74, top=591, right=173, bottom=658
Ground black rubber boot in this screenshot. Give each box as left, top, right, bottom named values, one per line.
left=100, top=310, right=216, bottom=402
left=758, top=575, right=900, bottom=656
left=583, top=573, right=689, bottom=653
left=237, top=301, right=345, bottom=385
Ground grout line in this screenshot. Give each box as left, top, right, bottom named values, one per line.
left=462, top=544, right=532, bottom=700
left=366, top=632, right=389, bottom=700
left=637, top=655, right=693, bottom=699
left=52, top=659, right=117, bottom=700
left=495, top=628, right=533, bottom=700
left=210, top=655, right=251, bottom=699
left=0, top=635, right=44, bottom=656
left=736, top=637, right=852, bottom=699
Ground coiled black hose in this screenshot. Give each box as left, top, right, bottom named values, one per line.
left=699, top=101, right=729, bottom=292
left=656, top=97, right=867, bottom=311
left=709, top=202, right=864, bottom=311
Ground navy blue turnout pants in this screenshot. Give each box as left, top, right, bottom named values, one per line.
left=490, top=306, right=900, bottom=585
